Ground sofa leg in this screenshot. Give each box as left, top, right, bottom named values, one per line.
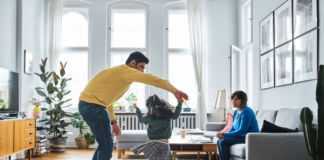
left=118, top=150, right=122, bottom=159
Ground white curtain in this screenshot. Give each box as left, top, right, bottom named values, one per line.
left=49, top=0, right=63, bottom=71
left=187, top=0, right=208, bottom=129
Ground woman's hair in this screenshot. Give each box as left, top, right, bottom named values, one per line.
left=231, top=90, right=248, bottom=107
left=146, top=94, right=174, bottom=119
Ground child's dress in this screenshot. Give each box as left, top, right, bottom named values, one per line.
left=132, top=139, right=173, bottom=160
left=131, top=103, right=182, bottom=160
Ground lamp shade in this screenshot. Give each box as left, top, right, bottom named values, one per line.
left=214, top=89, right=227, bottom=109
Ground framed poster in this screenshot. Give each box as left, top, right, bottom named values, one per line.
left=294, top=29, right=317, bottom=82
left=275, top=42, right=293, bottom=86
left=261, top=51, right=275, bottom=89
left=275, top=0, right=292, bottom=46
left=260, top=13, right=274, bottom=54
left=293, top=0, right=318, bottom=37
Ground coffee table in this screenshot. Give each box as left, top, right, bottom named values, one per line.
left=169, top=134, right=217, bottom=160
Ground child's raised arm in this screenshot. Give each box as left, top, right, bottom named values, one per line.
left=170, top=103, right=182, bottom=119
left=134, top=104, right=149, bottom=124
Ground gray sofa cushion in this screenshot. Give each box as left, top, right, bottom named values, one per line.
left=274, top=108, right=302, bottom=131
left=116, top=130, right=149, bottom=142
left=256, top=110, right=277, bottom=130
left=230, top=144, right=245, bottom=158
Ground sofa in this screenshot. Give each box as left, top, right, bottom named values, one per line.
left=115, top=130, right=149, bottom=158
left=204, top=108, right=312, bottom=160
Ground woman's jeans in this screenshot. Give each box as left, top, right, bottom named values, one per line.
left=217, top=136, right=245, bottom=160
left=79, top=100, right=113, bottom=160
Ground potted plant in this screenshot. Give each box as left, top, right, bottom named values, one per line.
left=125, top=93, right=137, bottom=112
left=84, top=132, right=95, bottom=146
left=183, top=100, right=191, bottom=112
left=35, top=58, right=72, bottom=152
left=71, top=112, right=90, bottom=149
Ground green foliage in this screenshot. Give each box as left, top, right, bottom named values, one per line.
left=125, top=93, right=137, bottom=104
left=71, top=112, right=88, bottom=138
left=0, top=99, right=6, bottom=110
left=35, top=58, right=72, bottom=139
left=84, top=132, right=95, bottom=145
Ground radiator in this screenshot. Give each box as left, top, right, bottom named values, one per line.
left=115, top=112, right=196, bottom=130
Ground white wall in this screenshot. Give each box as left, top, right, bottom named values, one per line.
left=17, top=0, right=48, bottom=117
left=0, top=0, right=17, bottom=71
left=252, top=0, right=323, bottom=115
left=0, top=0, right=48, bottom=159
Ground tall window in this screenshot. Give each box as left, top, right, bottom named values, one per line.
left=166, top=8, right=197, bottom=110
left=239, top=0, right=254, bottom=106
left=240, top=0, right=252, bottom=46
left=108, top=2, right=148, bottom=110
left=59, top=8, right=89, bottom=109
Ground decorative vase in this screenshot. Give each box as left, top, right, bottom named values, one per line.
left=33, top=105, right=41, bottom=118
left=183, top=108, right=191, bottom=112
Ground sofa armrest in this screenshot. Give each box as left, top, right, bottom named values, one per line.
left=246, top=132, right=311, bottom=160
left=204, top=122, right=226, bottom=131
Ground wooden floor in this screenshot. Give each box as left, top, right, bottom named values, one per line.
left=28, top=148, right=213, bottom=160
left=30, top=149, right=141, bottom=160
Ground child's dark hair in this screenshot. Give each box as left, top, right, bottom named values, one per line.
left=146, top=95, right=174, bottom=119
left=231, top=90, right=248, bottom=107
left=125, top=51, right=149, bottom=65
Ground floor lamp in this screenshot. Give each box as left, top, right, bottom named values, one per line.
left=214, top=89, right=228, bottom=122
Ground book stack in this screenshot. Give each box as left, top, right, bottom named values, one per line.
left=32, top=129, right=47, bottom=156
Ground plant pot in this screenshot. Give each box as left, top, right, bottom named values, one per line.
left=49, top=137, right=68, bottom=152
left=183, top=108, right=191, bottom=112
left=75, top=137, right=89, bottom=149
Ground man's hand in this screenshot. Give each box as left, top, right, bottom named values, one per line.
left=112, top=123, right=121, bottom=136
left=174, top=90, right=189, bottom=103
left=216, top=132, right=224, bottom=139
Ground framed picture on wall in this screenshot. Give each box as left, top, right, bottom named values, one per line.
left=260, top=13, right=274, bottom=54
left=260, top=51, right=275, bottom=89
left=24, top=50, right=33, bottom=75
left=294, top=29, right=318, bottom=83
left=275, top=0, right=292, bottom=46
left=293, top=0, right=318, bottom=37
left=275, top=42, right=293, bottom=86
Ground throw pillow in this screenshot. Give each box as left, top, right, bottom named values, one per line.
left=220, top=113, right=233, bottom=133
left=261, top=120, right=298, bottom=133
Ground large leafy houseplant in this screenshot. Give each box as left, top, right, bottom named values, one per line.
left=35, top=58, right=72, bottom=152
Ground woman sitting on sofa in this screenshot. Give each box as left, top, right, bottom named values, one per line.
left=216, top=91, right=259, bottom=160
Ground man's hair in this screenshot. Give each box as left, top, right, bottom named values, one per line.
left=125, top=51, right=149, bottom=65
left=231, top=90, right=248, bottom=107
left=146, top=95, right=174, bottom=119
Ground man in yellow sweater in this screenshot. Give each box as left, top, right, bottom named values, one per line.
left=78, top=51, right=188, bottom=160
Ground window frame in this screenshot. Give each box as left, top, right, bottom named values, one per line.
left=60, top=2, right=90, bottom=110
left=164, top=2, right=197, bottom=110
left=106, top=1, right=149, bottom=111
left=240, top=0, right=252, bottom=46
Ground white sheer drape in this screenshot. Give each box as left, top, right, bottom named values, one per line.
left=187, top=0, right=208, bottom=129
left=49, top=0, right=63, bottom=70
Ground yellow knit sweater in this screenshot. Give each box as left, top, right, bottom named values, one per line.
left=79, top=64, right=177, bottom=120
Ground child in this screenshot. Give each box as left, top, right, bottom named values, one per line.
left=131, top=94, right=182, bottom=160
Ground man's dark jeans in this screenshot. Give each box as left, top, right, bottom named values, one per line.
left=79, top=100, right=113, bottom=160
